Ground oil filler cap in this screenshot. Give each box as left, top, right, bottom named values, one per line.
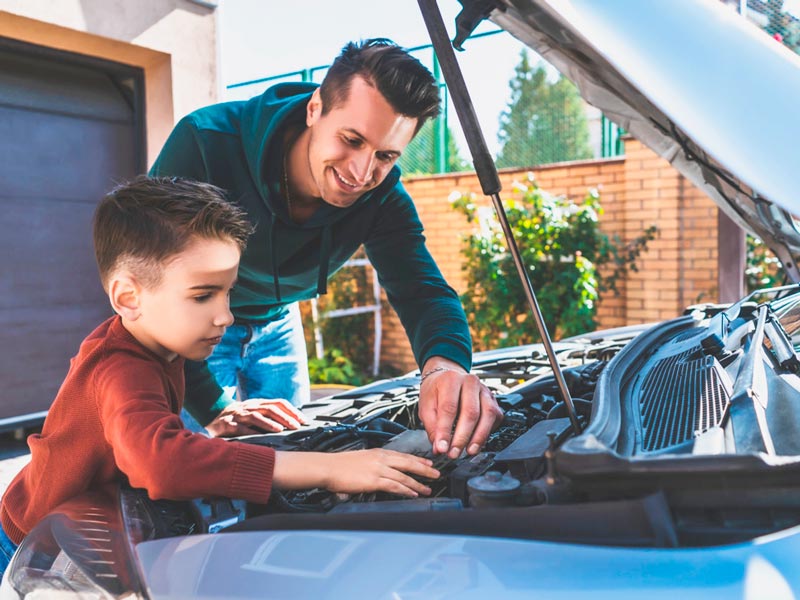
left=467, top=471, right=520, bottom=508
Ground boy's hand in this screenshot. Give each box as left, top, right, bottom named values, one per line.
left=273, top=449, right=440, bottom=497
left=205, top=398, right=308, bottom=437
left=325, top=449, right=440, bottom=497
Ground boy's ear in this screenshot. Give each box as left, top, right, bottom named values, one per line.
left=306, top=88, right=322, bottom=126
left=108, top=275, right=142, bottom=321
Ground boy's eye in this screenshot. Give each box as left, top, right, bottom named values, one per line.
left=376, top=152, right=395, bottom=163
left=343, top=136, right=361, bottom=147
left=193, top=294, right=212, bottom=303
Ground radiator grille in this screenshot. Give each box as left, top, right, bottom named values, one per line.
left=639, top=350, right=730, bottom=452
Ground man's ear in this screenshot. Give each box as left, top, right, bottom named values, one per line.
left=108, top=275, right=142, bottom=321
left=306, top=88, right=322, bottom=127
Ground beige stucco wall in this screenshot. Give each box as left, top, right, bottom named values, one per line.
left=0, top=0, right=218, bottom=166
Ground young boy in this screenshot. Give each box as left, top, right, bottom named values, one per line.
left=0, top=176, right=438, bottom=574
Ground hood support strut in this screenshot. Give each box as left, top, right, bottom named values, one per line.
left=417, top=0, right=580, bottom=435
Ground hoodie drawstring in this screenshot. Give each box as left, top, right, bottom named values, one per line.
left=317, top=224, right=331, bottom=296
left=270, top=214, right=281, bottom=303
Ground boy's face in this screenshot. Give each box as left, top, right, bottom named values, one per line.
left=121, top=237, right=239, bottom=362
left=304, top=76, right=418, bottom=209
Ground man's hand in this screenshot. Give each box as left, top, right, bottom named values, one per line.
left=417, top=358, right=504, bottom=459
left=204, top=398, right=308, bottom=438
left=273, top=449, right=440, bottom=497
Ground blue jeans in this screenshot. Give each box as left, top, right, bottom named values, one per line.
left=0, top=518, right=18, bottom=579
left=208, top=303, right=310, bottom=408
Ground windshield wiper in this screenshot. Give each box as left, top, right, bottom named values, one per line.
left=728, top=305, right=775, bottom=455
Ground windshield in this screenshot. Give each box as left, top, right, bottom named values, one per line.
left=772, top=288, right=800, bottom=344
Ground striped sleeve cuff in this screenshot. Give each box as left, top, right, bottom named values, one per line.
left=228, top=444, right=276, bottom=504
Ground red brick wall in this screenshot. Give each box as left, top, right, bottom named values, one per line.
left=375, top=137, right=720, bottom=372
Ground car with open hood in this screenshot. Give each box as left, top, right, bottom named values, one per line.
left=4, top=0, right=800, bottom=598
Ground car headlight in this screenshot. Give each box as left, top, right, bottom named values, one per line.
left=0, top=486, right=146, bottom=600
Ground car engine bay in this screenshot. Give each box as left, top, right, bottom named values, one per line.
left=185, top=285, right=800, bottom=548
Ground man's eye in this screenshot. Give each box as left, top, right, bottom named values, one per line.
left=343, top=136, right=361, bottom=147
left=377, top=152, right=396, bottom=163
left=193, top=294, right=212, bottom=303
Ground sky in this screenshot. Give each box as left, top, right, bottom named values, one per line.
left=217, top=0, right=798, bottom=160
left=217, top=0, right=532, bottom=157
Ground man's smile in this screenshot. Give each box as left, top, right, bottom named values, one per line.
left=332, top=167, right=361, bottom=191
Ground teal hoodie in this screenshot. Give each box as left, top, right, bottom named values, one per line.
left=150, top=82, right=472, bottom=424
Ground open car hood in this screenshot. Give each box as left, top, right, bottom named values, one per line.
left=464, top=0, right=800, bottom=280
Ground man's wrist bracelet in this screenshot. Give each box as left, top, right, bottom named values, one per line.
left=419, top=366, right=457, bottom=384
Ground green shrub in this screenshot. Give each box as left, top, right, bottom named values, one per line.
left=302, top=248, right=402, bottom=384
left=452, top=175, right=656, bottom=350
left=307, top=348, right=363, bottom=386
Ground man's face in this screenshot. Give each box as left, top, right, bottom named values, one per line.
left=305, top=76, right=418, bottom=208
left=127, top=237, right=239, bottom=362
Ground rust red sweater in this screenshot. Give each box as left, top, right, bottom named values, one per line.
left=0, top=316, right=275, bottom=544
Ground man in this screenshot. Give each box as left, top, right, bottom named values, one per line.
left=151, top=39, right=503, bottom=459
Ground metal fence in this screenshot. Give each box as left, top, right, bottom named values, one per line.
left=225, top=1, right=799, bottom=175
left=726, top=0, right=800, bottom=52
left=225, top=30, right=624, bottom=175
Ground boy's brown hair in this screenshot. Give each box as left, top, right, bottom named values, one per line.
left=93, top=176, right=253, bottom=290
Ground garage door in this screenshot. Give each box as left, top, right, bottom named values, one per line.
left=0, top=40, right=144, bottom=429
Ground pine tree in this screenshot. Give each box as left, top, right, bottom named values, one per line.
left=496, top=49, right=592, bottom=168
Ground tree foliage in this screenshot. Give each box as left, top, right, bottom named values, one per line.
left=453, top=177, right=657, bottom=350
left=746, top=234, right=783, bottom=291
left=496, top=50, right=593, bottom=168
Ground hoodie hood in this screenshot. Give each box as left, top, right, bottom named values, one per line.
left=239, top=81, right=315, bottom=224
left=460, top=0, right=800, bottom=281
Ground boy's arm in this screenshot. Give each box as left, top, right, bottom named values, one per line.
left=185, top=360, right=307, bottom=434
left=273, top=450, right=439, bottom=497
left=97, top=357, right=275, bottom=503
left=97, top=356, right=438, bottom=500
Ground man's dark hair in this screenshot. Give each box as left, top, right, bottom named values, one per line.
left=93, top=176, right=253, bottom=290
left=320, top=38, right=441, bottom=133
